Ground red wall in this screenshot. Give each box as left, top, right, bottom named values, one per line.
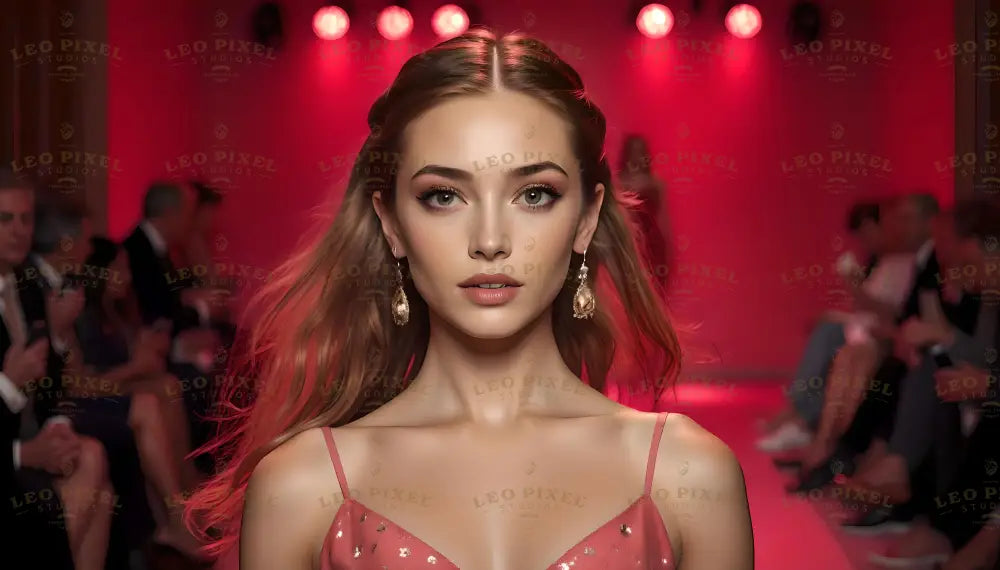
left=107, top=0, right=955, bottom=375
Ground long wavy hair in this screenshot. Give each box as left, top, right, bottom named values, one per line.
left=185, top=28, right=683, bottom=556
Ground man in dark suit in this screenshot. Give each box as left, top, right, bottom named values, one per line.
left=123, top=181, right=201, bottom=332
left=0, top=171, right=112, bottom=570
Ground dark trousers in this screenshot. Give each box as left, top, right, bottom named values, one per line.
left=930, top=410, right=1000, bottom=551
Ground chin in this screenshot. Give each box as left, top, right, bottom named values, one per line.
left=442, top=307, right=538, bottom=341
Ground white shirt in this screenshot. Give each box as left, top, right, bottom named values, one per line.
left=915, top=239, right=935, bottom=270
left=0, top=274, right=30, bottom=470
left=862, top=253, right=918, bottom=308
left=31, top=253, right=63, bottom=292
left=26, top=255, right=69, bottom=355
left=140, top=220, right=168, bottom=257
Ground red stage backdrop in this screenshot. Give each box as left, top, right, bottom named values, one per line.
left=108, top=0, right=955, bottom=377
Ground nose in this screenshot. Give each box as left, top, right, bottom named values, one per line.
left=468, top=202, right=511, bottom=261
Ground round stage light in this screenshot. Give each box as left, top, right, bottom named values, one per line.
left=432, top=4, right=470, bottom=39
left=636, top=3, right=674, bottom=39
left=377, top=5, right=414, bottom=40
left=312, top=5, right=349, bottom=40
left=725, top=4, right=762, bottom=39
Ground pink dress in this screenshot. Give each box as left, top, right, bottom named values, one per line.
left=319, top=412, right=676, bottom=569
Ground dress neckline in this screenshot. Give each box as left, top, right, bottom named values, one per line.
left=321, top=494, right=662, bottom=569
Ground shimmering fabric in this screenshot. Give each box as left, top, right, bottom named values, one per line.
left=319, top=412, right=675, bottom=569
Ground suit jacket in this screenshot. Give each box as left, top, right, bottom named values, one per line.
left=897, top=248, right=981, bottom=335
left=123, top=225, right=199, bottom=335
left=1, top=263, right=74, bottom=568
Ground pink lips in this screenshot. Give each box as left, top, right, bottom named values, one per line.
left=459, top=273, right=523, bottom=306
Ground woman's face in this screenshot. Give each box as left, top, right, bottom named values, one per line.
left=373, top=91, right=605, bottom=340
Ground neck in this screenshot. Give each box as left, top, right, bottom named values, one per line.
left=408, top=309, right=592, bottom=426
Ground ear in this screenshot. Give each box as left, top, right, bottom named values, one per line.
left=573, top=183, right=605, bottom=254
left=371, top=191, right=406, bottom=258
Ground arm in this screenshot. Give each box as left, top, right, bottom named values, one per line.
left=240, top=429, right=338, bottom=570
left=656, top=414, right=754, bottom=570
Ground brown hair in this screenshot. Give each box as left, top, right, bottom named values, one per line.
left=185, top=28, right=683, bottom=555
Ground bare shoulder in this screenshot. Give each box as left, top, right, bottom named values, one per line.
left=647, top=412, right=754, bottom=569
left=659, top=413, right=742, bottom=478
left=241, top=427, right=343, bottom=569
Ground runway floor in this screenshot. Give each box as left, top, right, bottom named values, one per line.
left=150, top=379, right=893, bottom=570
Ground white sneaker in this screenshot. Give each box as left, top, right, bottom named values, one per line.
left=755, top=422, right=812, bottom=452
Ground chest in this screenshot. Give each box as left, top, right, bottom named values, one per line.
left=321, top=439, right=673, bottom=570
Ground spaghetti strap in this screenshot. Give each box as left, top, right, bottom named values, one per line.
left=322, top=426, right=351, bottom=500
left=643, top=412, right=669, bottom=495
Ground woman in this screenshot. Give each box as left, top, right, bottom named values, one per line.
left=66, top=236, right=206, bottom=560
left=187, top=30, right=754, bottom=569
left=618, top=134, right=671, bottom=290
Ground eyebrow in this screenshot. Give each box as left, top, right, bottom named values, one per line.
left=410, top=161, right=569, bottom=182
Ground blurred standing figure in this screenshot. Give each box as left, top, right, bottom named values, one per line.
left=175, top=182, right=222, bottom=277
left=618, top=135, right=671, bottom=291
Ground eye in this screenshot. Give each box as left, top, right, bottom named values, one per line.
left=416, top=186, right=463, bottom=210
left=517, top=184, right=561, bottom=211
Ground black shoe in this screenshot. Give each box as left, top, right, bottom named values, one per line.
left=773, top=456, right=803, bottom=469
left=785, top=452, right=855, bottom=494
left=840, top=508, right=912, bottom=535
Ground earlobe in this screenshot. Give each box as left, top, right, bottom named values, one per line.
left=372, top=191, right=405, bottom=258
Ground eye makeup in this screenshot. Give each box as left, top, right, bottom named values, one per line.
left=415, top=183, right=563, bottom=212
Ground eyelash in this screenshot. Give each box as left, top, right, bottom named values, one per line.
left=416, top=184, right=562, bottom=211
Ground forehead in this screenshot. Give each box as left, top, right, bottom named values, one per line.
left=400, top=91, right=576, bottom=173
left=0, top=187, right=34, bottom=207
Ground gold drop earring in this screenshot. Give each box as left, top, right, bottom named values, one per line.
left=572, top=249, right=596, bottom=319
left=391, top=248, right=410, bottom=326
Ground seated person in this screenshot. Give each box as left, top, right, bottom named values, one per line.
left=57, top=236, right=208, bottom=561
left=796, top=196, right=925, bottom=472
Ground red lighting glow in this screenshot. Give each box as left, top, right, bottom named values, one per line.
left=377, top=5, right=414, bottom=41
left=725, top=4, right=762, bottom=39
left=432, top=4, right=470, bottom=38
left=636, top=3, right=674, bottom=39
left=312, top=6, right=350, bottom=40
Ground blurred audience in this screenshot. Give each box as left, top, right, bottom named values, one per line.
left=0, top=171, right=110, bottom=570
left=757, top=191, right=1000, bottom=570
